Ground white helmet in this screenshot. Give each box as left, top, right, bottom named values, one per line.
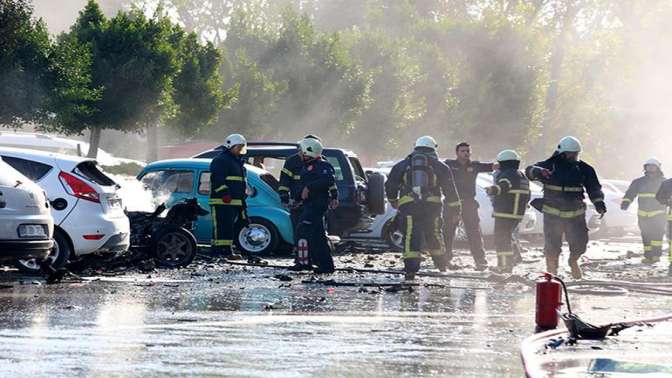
left=415, top=136, right=438, bottom=151
left=644, top=158, right=662, bottom=169
left=496, top=149, right=521, bottom=162
left=557, top=136, right=582, bottom=153
left=224, top=133, right=247, bottom=153
left=301, top=138, right=323, bottom=158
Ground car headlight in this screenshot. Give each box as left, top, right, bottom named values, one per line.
left=18, top=224, right=48, bottom=239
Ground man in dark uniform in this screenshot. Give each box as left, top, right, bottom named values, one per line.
left=656, top=177, right=672, bottom=275
left=294, top=138, right=339, bottom=273
left=526, top=136, right=606, bottom=279
left=209, top=133, right=249, bottom=260
left=486, top=150, right=531, bottom=273
left=443, top=142, right=496, bottom=270
left=622, top=158, right=667, bottom=264
left=386, top=136, right=460, bottom=280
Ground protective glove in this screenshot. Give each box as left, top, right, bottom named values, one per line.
left=595, top=201, right=607, bottom=215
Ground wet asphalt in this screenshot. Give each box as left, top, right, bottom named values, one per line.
left=1, top=236, right=671, bottom=377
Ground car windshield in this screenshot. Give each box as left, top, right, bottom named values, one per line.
left=141, top=170, right=194, bottom=194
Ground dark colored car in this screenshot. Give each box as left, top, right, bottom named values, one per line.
left=194, top=142, right=386, bottom=236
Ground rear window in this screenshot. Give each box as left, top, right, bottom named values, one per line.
left=1, top=156, right=52, bottom=182
left=198, top=171, right=210, bottom=195
left=75, top=161, right=116, bottom=186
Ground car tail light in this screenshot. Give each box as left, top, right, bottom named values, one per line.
left=58, top=171, right=100, bottom=203
left=83, top=234, right=105, bottom=240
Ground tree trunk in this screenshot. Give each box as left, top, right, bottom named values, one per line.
left=87, top=127, right=102, bottom=158
left=146, top=125, right=159, bottom=162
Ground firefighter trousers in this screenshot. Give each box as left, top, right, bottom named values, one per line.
left=400, top=203, right=447, bottom=274
left=211, top=204, right=245, bottom=256
left=543, top=213, right=588, bottom=260
left=295, top=204, right=334, bottom=272
left=494, top=218, right=522, bottom=269
left=638, top=215, right=666, bottom=259
left=444, top=199, right=486, bottom=264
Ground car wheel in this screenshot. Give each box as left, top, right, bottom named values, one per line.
left=152, top=226, right=197, bottom=268
left=15, top=229, right=71, bottom=275
left=383, top=219, right=404, bottom=251
left=236, top=217, right=279, bottom=255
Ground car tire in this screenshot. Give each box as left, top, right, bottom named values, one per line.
left=151, top=226, right=197, bottom=268
left=366, top=173, right=386, bottom=215
left=15, top=229, right=71, bottom=275
left=235, top=217, right=280, bottom=256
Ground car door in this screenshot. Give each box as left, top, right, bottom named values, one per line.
left=195, top=169, right=214, bottom=244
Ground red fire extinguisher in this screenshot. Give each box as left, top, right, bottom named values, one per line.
left=535, top=272, right=562, bottom=330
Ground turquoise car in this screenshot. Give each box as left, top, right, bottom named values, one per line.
left=137, top=159, right=293, bottom=255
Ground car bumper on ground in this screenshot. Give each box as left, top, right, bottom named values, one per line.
left=0, top=239, right=53, bottom=262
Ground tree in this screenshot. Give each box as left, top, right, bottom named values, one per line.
left=0, top=0, right=51, bottom=126
left=62, top=0, right=178, bottom=158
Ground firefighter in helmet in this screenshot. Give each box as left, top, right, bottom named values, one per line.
left=385, top=136, right=460, bottom=280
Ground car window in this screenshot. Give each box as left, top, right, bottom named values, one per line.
left=325, top=157, right=344, bottom=181
left=141, top=170, right=194, bottom=194
left=348, top=157, right=366, bottom=181
left=74, top=161, right=116, bottom=186
left=1, top=156, right=52, bottom=182
left=198, top=171, right=210, bottom=195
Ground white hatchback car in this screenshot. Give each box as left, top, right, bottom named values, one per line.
left=0, top=148, right=130, bottom=273
left=0, top=159, right=54, bottom=263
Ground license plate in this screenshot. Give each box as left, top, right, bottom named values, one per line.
left=18, top=224, right=47, bottom=238
left=108, top=197, right=122, bottom=208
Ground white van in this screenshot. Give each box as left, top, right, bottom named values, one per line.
left=0, top=159, right=54, bottom=263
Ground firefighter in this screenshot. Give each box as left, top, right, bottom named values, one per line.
left=443, top=142, right=496, bottom=271
left=294, top=138, right=339, bottom=273
left=622, top=158, right=667, bottom=264
left=385, top=136, right=460, bottom=280
left=209, top=134, right=249, bottom=260
left=486, top=150, right=531, bottom=273
left=656, top=177, right=672, bottom=273
left=526, top=136, right=606, bottom=279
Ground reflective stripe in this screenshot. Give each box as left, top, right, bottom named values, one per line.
left=208, top=199, right=243, bottom=206
left=638, top=209, right=665, bottom=217
left=544, top=184, right=583, bottom=192
left=446, top=200, right=461, bottom=207
left=592, top=198, right=604, bottom=203
left=212, top=239, right=233, bottom=246
left=214, top=185, right=228, bottom=192
left=281, top=168, right=294, bottom=177
left=644, top=245, right=653, bottom=252
left=278, top=186, right=290, bottom=192
left=492, top=185, right=502, bottom=195
left=403, top=216, right=420, bottom=259
left=329, top=185, right=338, bottom=190
left=226, top=176, right=244, bottom=181
left=398, top=195, right=414, bottom=206
left=211, top=206, right=218, bottom=239
left=621, top=198, right=632, bottom=203
left=498, top=178, right=512, bottom=187
left=651, top=240, right=664, bottom=247
left=294, top=175, right=301, bottom=180
left=509, top=189, right=530, bottom=195
left=493, top=212, right=524, bottom=220
left=639, top=193, right=657, bottom=198
left=497, top=251, right=514, bottom=257
left=542, top=205, right=586, bottom=218
left=427, top=196, right=442, bottom=203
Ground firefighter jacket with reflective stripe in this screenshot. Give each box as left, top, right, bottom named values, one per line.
left=526, top=154, right=604, bottom=215
left=623, top=172, right=666, bottom=217
left=278, top=152, right=304, bottom=203
left=657, top=178, right=672, bottom=219
left=299, top=158, right=338, bottom=207
left=443, top=159, right=495, bottom=200
left=386, top=152, right=460, bottom=207
left=209, top=149, right=246, bottom=206
left=491, top=168, right=531, bottom=220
